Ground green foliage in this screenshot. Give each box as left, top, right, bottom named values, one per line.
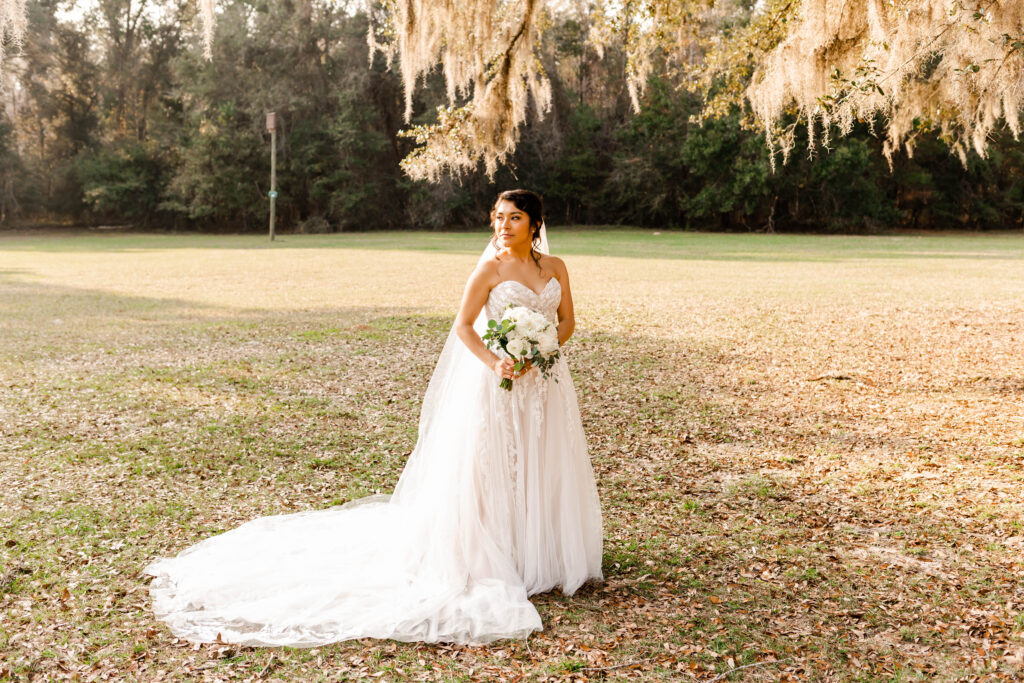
left=161, top=101, right=266, bottom=228
left=604, top=78, right=696, bottom=227
left=76, top=143, right=171, bottom=224
left=3, top=2, right=1022, bottom=232
left=546, top=104, right=611, bottom=224
left=0, top=119, right=27, bottom=222
left=890, top=133, right=1024, bottom=231
left=676, top=112, right=774, bottom=229
left=290, top=77, right=404, bottom=230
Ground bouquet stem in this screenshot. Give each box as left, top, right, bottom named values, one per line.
left=499, top=378, right=513, bottom=391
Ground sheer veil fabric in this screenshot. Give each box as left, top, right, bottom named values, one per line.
left=144, top=222, right=604, bottom=646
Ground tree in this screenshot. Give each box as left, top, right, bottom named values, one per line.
left=374, top=0, right=1024, bottom=178
left=743, top=0, right=1024, bottom=167
left=4, top=1, right=1020, bottom=181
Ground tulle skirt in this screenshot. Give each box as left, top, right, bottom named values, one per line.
left=144, top=356, right=603, bottom=646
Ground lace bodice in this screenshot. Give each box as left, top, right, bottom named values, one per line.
left=485, top=278, right=562, bottom=323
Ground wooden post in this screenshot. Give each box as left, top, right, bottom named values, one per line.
left=266, top=112, right=277, bottom=241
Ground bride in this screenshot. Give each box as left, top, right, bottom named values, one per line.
left=144, top=189, right=604, bottom=646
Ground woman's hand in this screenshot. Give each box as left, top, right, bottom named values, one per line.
left=492, top=357, right=535, bottom=382
left=493, top=357, right=516, bottom=382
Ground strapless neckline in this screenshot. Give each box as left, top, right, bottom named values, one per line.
left=492, top=278, right=559, bottom=298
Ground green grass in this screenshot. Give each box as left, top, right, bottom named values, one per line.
left=1, top=230, right=1022, bottom=680
left=3, top=228, right=1024, bottom=262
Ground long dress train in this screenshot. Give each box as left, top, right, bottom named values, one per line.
left=143, top=277, right=603, bottom=646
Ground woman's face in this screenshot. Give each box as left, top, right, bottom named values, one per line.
left=492, top=200, right=534, bottom=250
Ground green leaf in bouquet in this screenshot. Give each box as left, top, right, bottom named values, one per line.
left=487, top=319, right=497, bottom=328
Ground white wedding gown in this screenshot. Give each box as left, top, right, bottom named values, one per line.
left=144, top=277, right=604, bottom=646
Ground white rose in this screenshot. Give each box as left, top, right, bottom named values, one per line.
left=538, top=332, right=559, bottom=356
left=506, top=337, right=528, bottom=358
left=506, top=306, right=529, bottom=325
left=517, top=321, right=540, bottom=339
left=522, top=313, right=548, bottom=337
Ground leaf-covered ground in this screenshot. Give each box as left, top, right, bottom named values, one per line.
left=1, top=230, right=1023, bottom=681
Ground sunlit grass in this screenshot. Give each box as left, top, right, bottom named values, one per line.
left=1, top=230, right=1022, bottom=680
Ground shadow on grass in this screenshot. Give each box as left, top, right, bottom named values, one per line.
left=0, top=272, right=231, bottom=322
left=1, top=274, right=1018, bottom=678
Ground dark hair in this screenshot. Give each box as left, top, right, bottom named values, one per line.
left=489, top=189, right=545, bottom=269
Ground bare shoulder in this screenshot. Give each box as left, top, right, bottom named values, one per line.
left=539, top=254, right=568, bottom=278
left=469, top=256, right=502, bottom=288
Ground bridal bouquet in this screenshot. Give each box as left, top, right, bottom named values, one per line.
left=482, top=305, right=561, bottom=391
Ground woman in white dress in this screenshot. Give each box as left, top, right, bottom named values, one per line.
left=144, top=189, right=604, bottom=646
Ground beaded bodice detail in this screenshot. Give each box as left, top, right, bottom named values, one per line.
left=485, top=278, right=562, bottom=324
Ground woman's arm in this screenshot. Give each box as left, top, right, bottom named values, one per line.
left=454, top=262, right=517, bottom=382
left=552, top=257, right=575, bottom=345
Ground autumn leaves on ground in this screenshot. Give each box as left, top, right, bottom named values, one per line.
left=1, top=230, right=1022, bottom=681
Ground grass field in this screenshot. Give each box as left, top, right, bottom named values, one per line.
left=1, top=230, right=1023, bottom=681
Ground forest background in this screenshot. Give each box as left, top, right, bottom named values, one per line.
left=3, top=0, right=1024, bottom=234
